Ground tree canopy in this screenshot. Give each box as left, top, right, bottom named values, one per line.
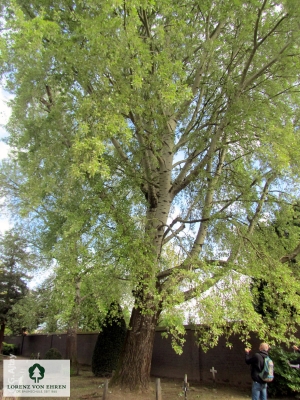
left=1, top=0, right=300, bottom=390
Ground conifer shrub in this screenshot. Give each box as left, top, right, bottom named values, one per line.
left=45, top=347, right=62, bottom=359
left=92, top=303, right=127, bottom=377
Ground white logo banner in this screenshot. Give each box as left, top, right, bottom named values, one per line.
left=3, top=359, right=70, bottom=397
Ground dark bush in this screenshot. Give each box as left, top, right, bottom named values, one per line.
left=2, top=342, right=18, bottom=355
left=268, top=346, right=300, bottom=397
left=45, top=347, right=62, bottom=359
left=92, top=303, right=127, bottom=377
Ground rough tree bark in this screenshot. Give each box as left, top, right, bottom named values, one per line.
left=112, top=304, right=161, bottom=390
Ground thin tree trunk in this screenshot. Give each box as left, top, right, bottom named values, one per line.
left=65, top=275, right=81, bottom=374
left=112, top=305, right=161, bottom=390
left=0, top=322, right=5, bottom=354
left=65, top=326, right=79, bottom=375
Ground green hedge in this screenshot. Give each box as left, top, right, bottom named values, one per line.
left=2, top=342, right=18, bottom=355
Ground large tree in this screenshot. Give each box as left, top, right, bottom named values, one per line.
left=1, top=0, right=300, bottom=390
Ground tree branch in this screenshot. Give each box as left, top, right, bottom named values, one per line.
left=247, top=172, right=276, bottom=235
left=242, top=41, right=292, bottom=89
left=280, top=242, right=300, bottom=263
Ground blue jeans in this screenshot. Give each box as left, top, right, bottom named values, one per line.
left=252, top=381, right=267, bottom=400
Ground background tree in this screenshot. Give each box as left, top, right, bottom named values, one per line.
left=1, top=0, right=300, bottom=390
left=0, top=160, right=130, bottom=367
left=6, top=289, right=44, bottom=335
left=0, top=230, right=34, bottom=353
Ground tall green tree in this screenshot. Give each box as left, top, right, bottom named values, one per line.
left=0, top=160, right=129, bottom=368
left=1, top=0, right=300, bottom=390
left=0, top=230, right=33, bottom=353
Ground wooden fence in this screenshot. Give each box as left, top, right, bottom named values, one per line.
left=3, top=326, right=283, bottom=388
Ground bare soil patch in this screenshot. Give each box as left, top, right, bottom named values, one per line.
left=0, top=357, right=292, bottom=400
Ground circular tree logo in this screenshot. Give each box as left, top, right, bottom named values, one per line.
left=28, top=363, right=45, bottom=383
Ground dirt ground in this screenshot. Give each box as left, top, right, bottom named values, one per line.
left=0, top=357, right=293, bottom=400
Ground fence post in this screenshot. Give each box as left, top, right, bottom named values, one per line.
left=156, top=378, right=162, bottom=400
left=183, top=374, right=189, bottom=398
left=102, top=379, right=109, bottom=400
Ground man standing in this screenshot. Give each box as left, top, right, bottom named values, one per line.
left=245, top=342, right=270, bottom=400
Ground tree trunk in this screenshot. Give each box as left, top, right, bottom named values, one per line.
left=65, top=275, right=81, bottom=374
left=65, top=326, right=79, bottom=375
left=0, top=322, right=5, bottom=354
left=112, top=305, right=161, bottom=391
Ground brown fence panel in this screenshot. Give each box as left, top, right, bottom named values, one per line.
left=151, top=328, right=200, bottom=381
left=77, top=333, right=98, bottom=365
left=22, top=334, right=53, bottom=358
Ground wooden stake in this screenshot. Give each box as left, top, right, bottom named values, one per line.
left=183, top=374, right=189, bottom=398
left=102, top=379, right=109, bottom=400
left=156, top=378, right=162, bottom=400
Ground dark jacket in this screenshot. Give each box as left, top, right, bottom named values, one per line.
left=245, top=350, right=268, bottom=384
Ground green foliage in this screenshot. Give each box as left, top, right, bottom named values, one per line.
left=0, top=229, right=47, bottom=335
left=92, top=304, right=127, bottom=377
left=44, top=347, right=62, bottom=360
left=2, top=342, right=18, bottom=355
left=34, top=264, right=128, bottom=335
left=268, top=347, right=300, bottom=397
left=4, top=327, right=13, bottom=336
left=2, top=0, right=300, bottom=387
left=0, top=230, right=34, bottom=333
left=6, top=290, right=45, bottom=335
left=248, top=202, right=300, bottom=340
left=159, top=308, right=187, bottom=355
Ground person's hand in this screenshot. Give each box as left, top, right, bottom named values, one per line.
left=245, top=348, right=251, bottom=353
left=293, top=345, right=299, bottom=351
